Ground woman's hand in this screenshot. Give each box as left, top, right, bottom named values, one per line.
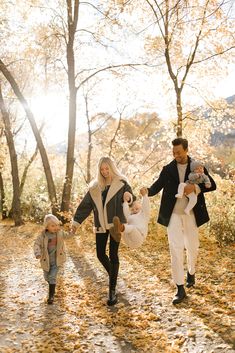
left=123, top=191, right=132, bottom=202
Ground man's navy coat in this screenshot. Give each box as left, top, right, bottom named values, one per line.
left=148, top=157, right=216, bottom=227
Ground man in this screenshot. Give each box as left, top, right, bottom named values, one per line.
left=141, top=138, right=216, bottom=304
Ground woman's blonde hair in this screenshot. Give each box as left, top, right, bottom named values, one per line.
left=94, top=156, right=127, bottom=189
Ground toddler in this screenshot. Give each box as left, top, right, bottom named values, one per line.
left=34, top=214, right=74, bottom=304
left=175, top=160, right=212, bottom=215
left=110, top=188, right=150, bottom=248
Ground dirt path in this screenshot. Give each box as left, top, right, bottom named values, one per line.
left=0, top=222, right=234, bottom=353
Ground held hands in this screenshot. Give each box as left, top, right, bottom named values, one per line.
left=36, top=255, right=41, bottom=259
left=63, top=221, right=78, bottom=235
left=71, top=224, right=78, bottom=234
left=123, top=191, right=132, bottom=202
left=140, top=187, right=148, bottom=197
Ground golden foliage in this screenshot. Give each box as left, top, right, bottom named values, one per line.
left=0, top=219, right=233, bottom=352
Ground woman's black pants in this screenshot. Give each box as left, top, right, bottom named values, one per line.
left=96, top=232, right=120, bottom=289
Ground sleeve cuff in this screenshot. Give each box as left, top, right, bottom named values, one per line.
left=127, top=194, right=133, bottom=204
left=195, top=184, right=201, bottom=195
left=72, top=220, right=80, bottom=227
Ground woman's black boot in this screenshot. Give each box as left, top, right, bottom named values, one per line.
left=107, top=263, right=119, bottom=306
left=107, top=288, right=117, bottom=306
left=47, top=284, right=56, bottom=304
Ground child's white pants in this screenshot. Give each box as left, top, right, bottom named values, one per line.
left=176, top=182, right=197, bottom=214
left=167, top=213, right=199, bottom=285
left=185, top=192, right=197, bottom=214
left=122, top=224, right=145, bottom=249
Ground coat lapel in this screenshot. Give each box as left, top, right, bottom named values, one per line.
left=42, top=231, right=48, bottom=247
left=89, top=184, right=106, bottom=231
left=105, top=178, right=124, bottom=206
left=168, top=160, right=180, bottom=183
left=184, top=158, right=192, bottom=181
left=169, top=158, right=191, bottom=183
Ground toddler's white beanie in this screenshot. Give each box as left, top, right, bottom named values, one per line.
left=43, top=214, right=60, bottom=227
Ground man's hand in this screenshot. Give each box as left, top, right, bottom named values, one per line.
left=140, top=187, right=148, bottom=196
left=184, top=184, right=195, bottom=195
left=36, top=255, right=41, bottom=259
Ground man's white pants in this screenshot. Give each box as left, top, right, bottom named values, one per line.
left=167, top=213, right=199, bottom=285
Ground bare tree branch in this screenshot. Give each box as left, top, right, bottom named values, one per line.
left=108, top=106, right=128, bottom=157
left=76, top=63, right=148, bottom=91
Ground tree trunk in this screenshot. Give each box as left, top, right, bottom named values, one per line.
left=85, top=94, right=92, bottom=184
left=60, top=46, right=77, bottom=213
left=0, top=171, right=8, bottom=219
left=60, top=0, right=79, bottom=214
left=176, top=88, right=183, bottom=137
left=0, top=85, right=23, bottom=225
left=20, top=145, right=39, bottom=197
left=0, top=59, right=58, bottom=214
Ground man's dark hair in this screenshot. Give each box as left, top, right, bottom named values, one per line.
left=172, top=138, right=188, bottom=150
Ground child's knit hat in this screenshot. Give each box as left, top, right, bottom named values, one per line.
left=190, top=160, right=203, bottom=172
left=43, top=214, right=60, bottom=227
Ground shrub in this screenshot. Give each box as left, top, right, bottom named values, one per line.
left=206, top=175, right=235, bottom=245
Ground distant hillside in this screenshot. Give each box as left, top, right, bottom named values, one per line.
left=210, top=94, right=235, bottom=146
left=47, top=95, right=235, bottom=153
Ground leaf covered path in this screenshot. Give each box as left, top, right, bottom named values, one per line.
left=0, top=222, right=234, bottom=353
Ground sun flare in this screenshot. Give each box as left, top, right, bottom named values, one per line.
left=31, top=93, right=68, bottom=144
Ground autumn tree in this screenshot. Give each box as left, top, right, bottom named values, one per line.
left=112, top=0, right=235, bottom=137
left=0, top=117, right=8, bottom=219
left=0, top=84, right=23, bottom=225
left=34, top=0, right=148, bottom=215
left=82, top=110, right=168, bottom=180
left=0, top=1, right=60, bottom=214
left=0, top=60, right=59, bottom=213
left=149, top=0, right=235, bottom=136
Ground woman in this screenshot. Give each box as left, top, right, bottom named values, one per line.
left=72, top=157, right=134, bottom=306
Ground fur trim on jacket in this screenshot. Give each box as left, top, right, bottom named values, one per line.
left=73, top=177, right=134, bottom=233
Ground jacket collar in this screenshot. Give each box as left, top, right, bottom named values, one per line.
left=89, top=178, right=125, bottom=231
left=89, top=183, right=105, bottom=231
left=89, top=177, right=125, bottom=205
left=104, top=178, right=125, bottom=206
left=169, top=157, right=192, bottom=182
left=42, top=229, right=63, bottom=240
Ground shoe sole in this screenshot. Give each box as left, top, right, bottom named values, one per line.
left=172, top=295, right=187, bottom=305
left=107, top=299, right=118, bottom=306
left=111, top=217, right=122, bottom=242
left=109, top=227, right=121, bottom=242
left=107, top=295, right=118, bottom=306
left=186, top=283, right=195, bottom=288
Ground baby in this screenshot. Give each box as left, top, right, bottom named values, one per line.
left=110, top=188, right=150, bottom=248
left=175, top=160, right=212, bottom=215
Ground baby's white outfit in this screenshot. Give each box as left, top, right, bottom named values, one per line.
left=122, top=195, right=150, bottom=249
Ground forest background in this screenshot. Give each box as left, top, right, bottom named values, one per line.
left=0, top=0, right=234, bottom=245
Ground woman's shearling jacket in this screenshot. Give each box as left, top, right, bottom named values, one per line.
left=73, top=177, right=134, bottom=233
left=34, top=230, right=72, bottom=271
